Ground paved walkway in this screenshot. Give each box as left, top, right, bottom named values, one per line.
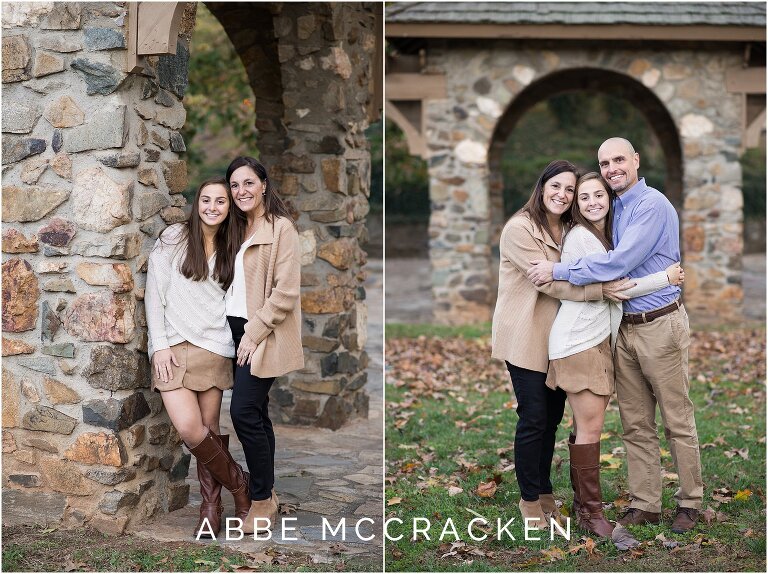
left=386, top=255, right=766, bottom=324
left=134, top=260, right=383, bottom=562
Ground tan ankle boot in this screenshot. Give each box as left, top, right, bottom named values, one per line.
left=539, top=493, right=564, bottom=526
left=242, top=497, right=278, bottom=535
left=272, top=487, right=279, bottom=509
left=518, top=498, right=547, bottom=529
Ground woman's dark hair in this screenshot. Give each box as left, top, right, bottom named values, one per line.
left=514, top=159, right=579, bottom=241
left=159, top=176, right=238, bottom=289
left=570, top=172, right=614, bottom=251
left=225, top=156, right=296, bottom=232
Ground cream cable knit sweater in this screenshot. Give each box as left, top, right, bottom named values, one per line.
left=145, top=224, right=235, bottom=360
left=548, top=225, right=671, bottom=360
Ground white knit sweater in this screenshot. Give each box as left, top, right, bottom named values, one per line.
left=548, top=225, right=671, bottom=360
left=145, top=224, right=235, bottom=360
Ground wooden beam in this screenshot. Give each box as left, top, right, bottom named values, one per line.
left=136, top=2, right=185, bottom=56
left=385, top=100, right=427, bottom=158
left=726, top=67, right=766, bottom=94
left=386, top=23, right=766, bottom=43
left=386, top=73, right=446, bottom=100
left=125, top=2, right=141, bottom=73
left=744, top=108, right=766, bottom=149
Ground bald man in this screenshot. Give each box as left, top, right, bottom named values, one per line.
left=526, top=138, right=703, bottom=534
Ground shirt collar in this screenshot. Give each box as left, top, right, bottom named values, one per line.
left=615, top=177, right=646, bottom=208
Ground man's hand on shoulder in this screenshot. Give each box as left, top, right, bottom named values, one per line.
left=527, top=259, right=555, bottom=286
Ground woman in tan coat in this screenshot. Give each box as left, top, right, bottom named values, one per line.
left=224, top=156, right=304, bottom=533
left=491, top=160, right=628, bottom=528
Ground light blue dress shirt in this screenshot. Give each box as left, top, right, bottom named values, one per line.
left=552, top=177, right=681, bottom=313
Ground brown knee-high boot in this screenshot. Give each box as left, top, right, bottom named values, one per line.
left=189, top=431, right=251, bottom=522
left=568, top=433, right=581, bottom=516
left=194, top=434, right=230, bottom=538
left=569, top=441, right=613, bottom=537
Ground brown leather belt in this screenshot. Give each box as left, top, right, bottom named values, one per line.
left=622, top=299, right=681, bottom=325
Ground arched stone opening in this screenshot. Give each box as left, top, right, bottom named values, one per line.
left=487, top=67, right=684, bottom=301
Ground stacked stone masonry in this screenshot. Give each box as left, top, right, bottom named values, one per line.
left=2, top=2, right=376, bottom=533
left=420, top=41, right=745, bottom=324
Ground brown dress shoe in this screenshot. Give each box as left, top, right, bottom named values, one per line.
left=617, top=507, right=661, bottom=526
left=671, top=506, right=699, bottom=533
left=569, top=442, right=614, bottom=538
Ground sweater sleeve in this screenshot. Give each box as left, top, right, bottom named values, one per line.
left=244, top=221, right=301, bottom=345
left=503, top=221, right=603, bottom=302
left=145, top=238, right=173, bottom=354
left=623, top=270, right=671, bottom=298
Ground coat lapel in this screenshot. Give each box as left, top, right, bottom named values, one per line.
left=529, top=219, right=559, bottom=252
left=247, top=218, right=275, bottom=246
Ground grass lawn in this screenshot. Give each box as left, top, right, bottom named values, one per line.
left=1, top=525, right=379, bottom=572
left=385, top=324, right=766, bottom=571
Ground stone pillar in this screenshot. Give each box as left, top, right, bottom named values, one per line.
left=264, top=3, right=376, bottom=429
left=425, top=97, right=494, bottom=325
left=658, top=55, right=745, bottom=321
left=1, top=2, right=195, bottom=534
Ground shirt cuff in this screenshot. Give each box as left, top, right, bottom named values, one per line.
left=553, top=262, right=569, bottom=281
left=151, top=337, right=170, bottom=352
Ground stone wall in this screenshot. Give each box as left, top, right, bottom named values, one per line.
left=2, top=2, right=195, bottom=534
left=420, top=40, right=745, bottom=324
left=2, top=1, right=376, bottom=532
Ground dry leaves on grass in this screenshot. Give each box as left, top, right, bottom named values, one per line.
left=690, top=329, right=766, bottom=387
left=386, top=337, right=508, bottom=399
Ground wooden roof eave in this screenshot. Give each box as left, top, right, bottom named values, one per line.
left=385, top=23, right=766, bottom=43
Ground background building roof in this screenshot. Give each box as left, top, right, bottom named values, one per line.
left=386, top=2, right=766, bottom=27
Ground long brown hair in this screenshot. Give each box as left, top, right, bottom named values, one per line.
left=570, top=172, right=614, bottom=251
left=159, top=176, right=239, bottom=289
left=514, top=159, right=578, bottom=241
left=225, top=157, right=296, bottom=233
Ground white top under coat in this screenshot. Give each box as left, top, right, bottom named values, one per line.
left=225, top=231, right=257, bottom=319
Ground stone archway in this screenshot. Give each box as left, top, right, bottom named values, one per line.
left=486, top=67, right=685, bottom=299
left=402, top=42, right=749, bottom=325
left=2, top=1, right=379, bottom=536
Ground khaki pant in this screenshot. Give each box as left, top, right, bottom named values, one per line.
left=614, top=304, right=703, bottom=512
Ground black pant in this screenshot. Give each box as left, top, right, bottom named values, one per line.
left=228, top=316, right=276, bottom=501
left=506, top=362, right=566, bottom=501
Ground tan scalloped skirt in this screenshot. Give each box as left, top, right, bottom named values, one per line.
left=545, top=336, right=614, bottom=396
left=151, top=341, right=233, bottom=392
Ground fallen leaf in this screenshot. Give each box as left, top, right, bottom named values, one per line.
left=734, top=489, right=752, bottom=501
left=476, top=480, right=497, bottom=498
left=655, top=533, right=679, bottom=549
left=63, top=558, right=87, bottom=572
left=540, top=547, right=566, bottom=562
left=447, top=486, right=463, bottom=497
left=612, top=525, right=639, bottom=550
left=387, top=497, right=402, bottom=506
left=702, top=507, right=716, bottom=524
